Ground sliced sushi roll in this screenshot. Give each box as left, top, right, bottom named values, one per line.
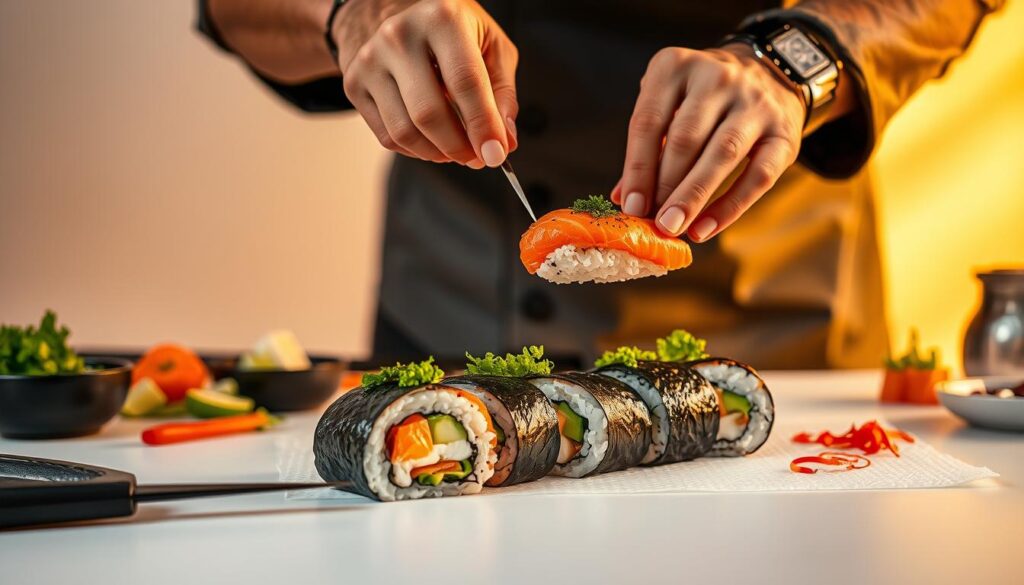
left=685, top=358, right=774, bottom=456
left=444, top=374, right=560, bottom=486
left=529, top=372, right=651, bottom=477
left=519, top=196, right=692, bottom=284
left=314, top=359, right=497, bottom=501
left=445, top=347, right=561, bottom=486
left=594, top=358, right=719, bottom=465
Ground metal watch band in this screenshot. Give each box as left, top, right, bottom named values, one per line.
left=720, top=21, right=841, bottom=131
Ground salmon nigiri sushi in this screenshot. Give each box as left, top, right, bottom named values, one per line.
left=519, top=196, right=693, bottom=284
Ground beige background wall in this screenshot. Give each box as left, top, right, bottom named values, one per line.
left=2, top=1, right=1022, bottom=368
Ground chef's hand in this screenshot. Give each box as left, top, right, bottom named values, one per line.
left=333, top=0, right=518, bottom=168
left=612, top=44, right=805, bottom=241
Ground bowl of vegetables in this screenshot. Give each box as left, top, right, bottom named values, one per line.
left=0, top=312, right=131, bottom=439
left=205, top=331, right=345, bottom=412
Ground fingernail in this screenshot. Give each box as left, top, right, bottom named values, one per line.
left=505, top=116, right=517, bottom=140
left=481, top=139, right=506, bottom=167
left=690, top=217, right=718, bottom=241
left=658, top=207, right=686, bottom=235
left=623, top=192, right=645, bottom=216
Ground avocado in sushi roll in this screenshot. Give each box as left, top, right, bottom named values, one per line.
left=685, top=357, right=774, bottom=456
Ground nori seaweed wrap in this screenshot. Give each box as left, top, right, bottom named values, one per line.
left=684, top=357, right=774, bottom=456
left=595, top=360, right=719, bottom=465
left=444, top=374, right=560, bottom=486
left=529, top=372, right=652, bottom=477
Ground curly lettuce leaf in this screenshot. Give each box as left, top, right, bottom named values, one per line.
left=594, top=346, right=657, bottom=369
left=362, top=357, right=444, bottom=389
left=656, top=329, right=709, bottom=362
left=466, top=345, right=553, bottom=377
left=0, top=310, right=85, bottom=376
left=570, top=195, right=618, bottom=218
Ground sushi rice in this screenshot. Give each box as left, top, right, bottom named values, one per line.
left=599, top=369, right=667, bottom=464
left=444, top=381, right=520, bottom=486
left=364, top=388, right=496, bottom=500
left=529, top=377, right=610, bottom=477
left=536, top=244, right=667, bottom=284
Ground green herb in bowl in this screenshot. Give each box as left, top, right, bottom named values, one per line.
left=0, top=311, right=85, bottom=375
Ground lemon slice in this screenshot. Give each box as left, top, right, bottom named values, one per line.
left=121, top=377, right=168, bottom=417
left=240, top=330, right=311, bottom=371
left=185, top=388, right=255, bottom=419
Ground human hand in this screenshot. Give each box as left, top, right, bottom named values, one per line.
left=612, top=44, right=805, bottom=241
left=333, top=0, right=518, bottom=168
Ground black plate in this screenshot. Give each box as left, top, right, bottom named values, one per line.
left=205, top=355, right=346, bottom=412
left=0, top=358, right=132, bottom=440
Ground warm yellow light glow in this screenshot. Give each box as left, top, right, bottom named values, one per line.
left=874, top=1, right=1024, bottom=374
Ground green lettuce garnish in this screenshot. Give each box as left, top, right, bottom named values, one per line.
left=0, top=310, right=85, bottom=375
left=362, top=357, right=444, bottom=389
left=466, top=345, right=553, bottom=377
left=656, top=329, right=709, bottom=362
left=570, top=195, right=618, bottom=218
left=594, top=346, right=657, bottom=369
left=885, top=329, right=939, bottom=370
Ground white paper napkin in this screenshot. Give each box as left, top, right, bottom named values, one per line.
left=276, top=421, right=997, bottom=501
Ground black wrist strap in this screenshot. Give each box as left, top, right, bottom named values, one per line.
left=325, top=0, right=348, bottom=64
left=720, top=14, right=844, bottom=131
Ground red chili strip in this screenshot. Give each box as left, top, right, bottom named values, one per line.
left=790, top=452, right=873, bottom=474
left=791, top=421, right=912, bottom=456
left=818, top=451, right=871, bottom=469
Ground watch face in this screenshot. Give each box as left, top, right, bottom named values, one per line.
left=771, top=29, right=828, bottom=78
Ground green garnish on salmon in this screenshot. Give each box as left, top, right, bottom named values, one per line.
left=570, top=195, right=618, bottom=218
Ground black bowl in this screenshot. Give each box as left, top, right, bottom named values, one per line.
left=204, top=355, right=346, bottom=412
left=0, top=358, right=132, bottom=439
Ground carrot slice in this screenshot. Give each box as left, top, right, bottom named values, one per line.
left=386, top=414, right=433, bottom=463
left=714, top=388, right=728, bottom=417
left=411, top=460, right=462, bottom=477
left=141, top=410, right=274, bottom=446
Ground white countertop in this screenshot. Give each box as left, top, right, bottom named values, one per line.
left=1, top=370, right=1021, bottom=585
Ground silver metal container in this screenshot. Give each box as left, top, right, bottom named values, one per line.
left=963, top=269, right=1024, bottom=376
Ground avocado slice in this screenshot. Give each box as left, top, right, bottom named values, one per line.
left=415, top=459, right=473, bottom=486
left=721, top=390, right=752, bottom=415
left=427, top=414, right=468, bottom=444
left=494, top=424, right=506, bottom=446
left=555, top=401, right=587, bottom=443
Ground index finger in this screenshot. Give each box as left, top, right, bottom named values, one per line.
left=429, top=30, right=509, bottom=167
